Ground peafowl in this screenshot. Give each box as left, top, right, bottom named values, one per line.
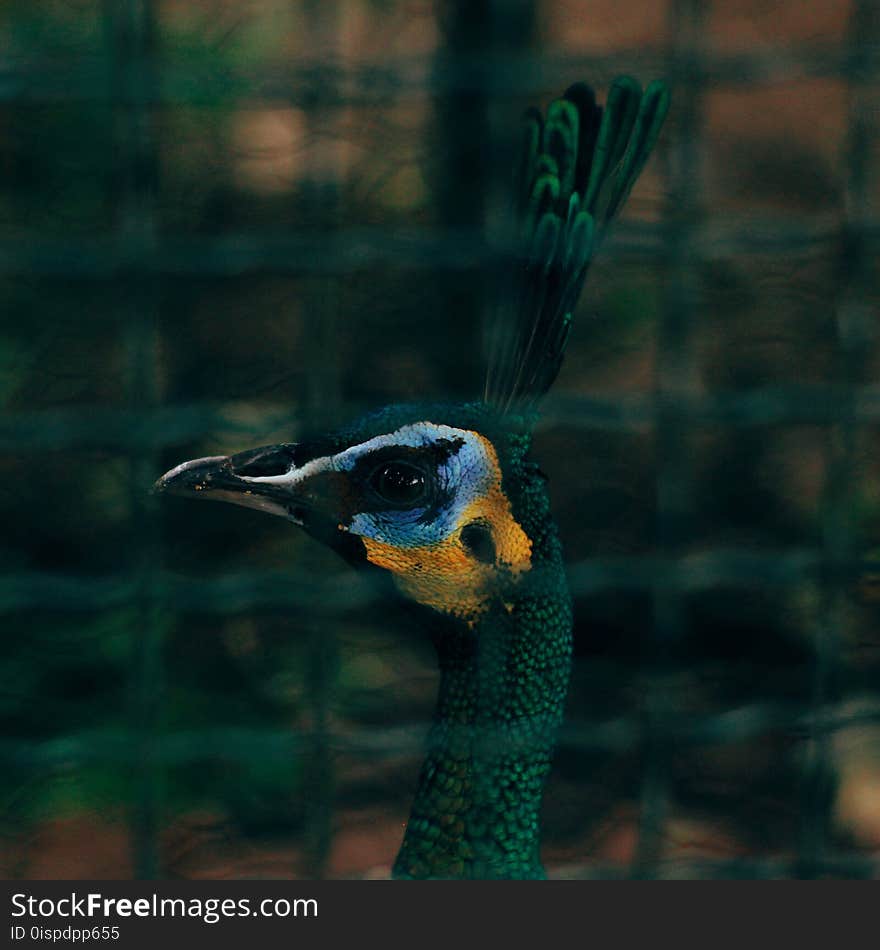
left=156, top=78, right=670, bottom=880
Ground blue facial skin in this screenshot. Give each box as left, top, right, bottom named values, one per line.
left=336, top=423, right=498, bottom=549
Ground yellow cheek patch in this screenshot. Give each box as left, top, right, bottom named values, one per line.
left=361, top=433, right=532, bottom=620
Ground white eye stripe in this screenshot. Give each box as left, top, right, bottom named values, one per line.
left=239, top=454, right=332, bottom=487
left=239, top=423, right=476, bottom=489
left=333, top=423, right=469, bottom=469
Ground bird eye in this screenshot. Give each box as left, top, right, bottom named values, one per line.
left=371, top=462, right=427, bottom=507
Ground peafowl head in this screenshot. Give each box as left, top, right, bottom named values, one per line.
left=156, top=402, right=542, bottom=624
left=157, top=78, right=669, bottom=627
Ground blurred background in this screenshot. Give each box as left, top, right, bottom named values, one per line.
left=1, top=0, right=879, bottom=879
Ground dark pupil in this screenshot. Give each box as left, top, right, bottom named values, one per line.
left=375, top=463, right=426, bottom=505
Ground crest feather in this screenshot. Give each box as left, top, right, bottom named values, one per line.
left=484, top=77, right=670, bottom=414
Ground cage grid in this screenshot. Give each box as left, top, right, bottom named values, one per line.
left=0, top=0, right=878, bottom=879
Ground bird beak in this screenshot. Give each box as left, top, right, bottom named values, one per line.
left=153, top=443, right=308, bottom=523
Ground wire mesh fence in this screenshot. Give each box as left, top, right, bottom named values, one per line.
left=0, top=0, right=878, bottom=878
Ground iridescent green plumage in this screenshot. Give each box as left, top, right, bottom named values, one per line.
left=357, top=403, right=573, bottom=879
left=156, top=78, right=668, bottom=880
left=486, top=77, right=670, bottom=413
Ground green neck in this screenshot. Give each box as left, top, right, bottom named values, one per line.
left=393, top=576, right=573, bottom=879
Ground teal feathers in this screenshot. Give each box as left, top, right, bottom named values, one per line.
left=485, top=77, right=671, bottom=413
